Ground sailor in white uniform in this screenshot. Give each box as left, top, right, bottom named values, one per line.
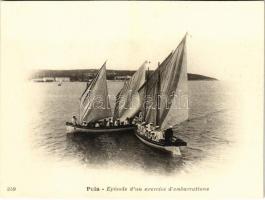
left=72, top=116, right=78, bottom=125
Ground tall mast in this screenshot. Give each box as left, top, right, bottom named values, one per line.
left=156, top=62, right=161, bottom=126
left=144, top=65, right=149, bottom=120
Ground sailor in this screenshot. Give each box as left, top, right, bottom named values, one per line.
left=110, top=119, right=114, bottom=127
left=117, top=119, right=121, bottom=126
left=145, top=124, right=152, bottom=138
left=124, top=118, right=129, bottom=125
left=141, top=122, right=146, bottom=131
left=103, top=119, right=107, bottom=127
left=72, top=116, right=78, bottom=125
left=152, top=126, right=162, bottom=141
left=133, top=116, right=138, bottom=124
left=87, top=122, right=92, bottom=127
left=153, top=133, right=158, bottom=141
left=114, top=120, right=118, bottom=126
left=106, top=119, right=110, bottom=127
left=95, top=122, right=100, bottom=128
left=151, top=132, right=156, bottom=140
left=138, top=112, right=143, bottom=122
left=147, top=130, right=152, bottom=139
left=150, top=124, right=155, bottom=132
left=90, top=122, right=95, bottom=128
left=141, top=122, right=148, bottom=136
left=128, top=117, right=132, bottom=124
left=165, top=126, right=173, bottom=145
left=146, top=123, right=153, bottom=132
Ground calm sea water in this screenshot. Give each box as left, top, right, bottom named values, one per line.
left=29, top=81, right=234, bottom=175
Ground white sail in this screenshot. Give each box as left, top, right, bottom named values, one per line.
left=114, top=61, right=147, bottom=121
left=139, top=34, right=189, bottom=130
left=80, top=62, right=112, bottom=123
left=113, top=80, right=129, bottom=119
left=160, top=35, right=188, bottom=130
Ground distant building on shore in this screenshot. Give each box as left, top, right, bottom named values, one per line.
left=32, top=77, right=70, bottom=82
left=85, top=73, right=95, bottom=78
left=114, top=75, right=131, bottom=80
left=43, top=77, right=55, bottom=82
left=55, top=77, right=70, bottom=82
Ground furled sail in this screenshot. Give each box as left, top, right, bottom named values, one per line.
left=80, top=62, right=112, bottom=123
left=113, top=61, right=147, bottom=121
left=139, top=34, right=188, bottom=130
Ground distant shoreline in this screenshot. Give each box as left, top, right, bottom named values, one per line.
left=29, top=69, right=218, bottom=81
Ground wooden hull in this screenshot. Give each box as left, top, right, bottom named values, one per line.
left=66, top=122, right=136, bottom=134
left=135, top=126, right=186, bottom=156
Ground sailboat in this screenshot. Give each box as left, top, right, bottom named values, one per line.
left=134, top=34, right=189, bottom=155
left=58, top=80, right=62, bottom=86
left=113, top=61, right=148, bottom=122
left=66, top=62, right=136, bottom=134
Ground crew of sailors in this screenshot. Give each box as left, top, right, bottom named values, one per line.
left=71, top=113, right=173, bottom=144
left=137, top=122, right=163, bottom=142
left=137, top=122, right=173, bottom=144
left=72, top=116, right=132, bottom=128
left=135, top=112, right=174, bottom=144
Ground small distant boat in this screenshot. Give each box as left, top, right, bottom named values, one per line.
left=66, top=61, right=136, bottom=134
left=134, top=34, right=189, bottom=156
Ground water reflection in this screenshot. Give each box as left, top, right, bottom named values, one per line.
left=66, top=132, right=185, bottom=174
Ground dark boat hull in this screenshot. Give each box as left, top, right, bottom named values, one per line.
left=135, top=125, right=186, bottom=156
left=66, top=122, right=136, bottom=134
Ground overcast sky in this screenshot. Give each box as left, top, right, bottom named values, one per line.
left=1, top=1, right=264, bottom=80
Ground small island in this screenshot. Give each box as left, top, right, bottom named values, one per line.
left=29, top=69, right=218, bottom=82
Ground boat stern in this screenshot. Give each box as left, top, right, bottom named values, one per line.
left=165, top=146, right=181, bottom=156
left=66, top=122, right=77, bottom=133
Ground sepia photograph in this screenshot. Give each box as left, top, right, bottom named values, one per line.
left=0, top=1, right=264, bottom=198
